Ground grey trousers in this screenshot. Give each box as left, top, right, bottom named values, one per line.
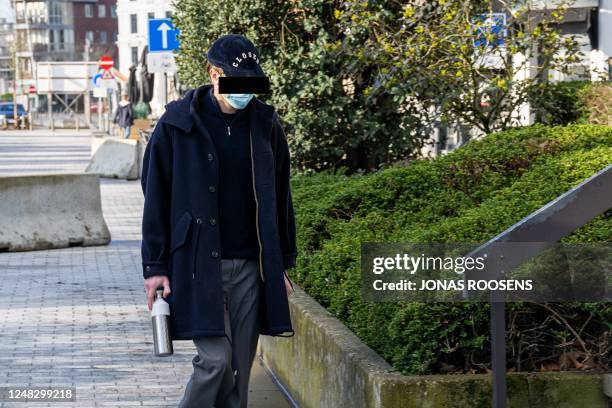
left=178, top=258, right=262, bottom=408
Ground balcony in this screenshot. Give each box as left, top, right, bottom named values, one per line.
left=31, top=42, right=75, bottom=53
left=14, top=16, right=68, bottom=27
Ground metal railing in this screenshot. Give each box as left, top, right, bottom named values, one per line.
left=464, top=164, right=612, bottom=407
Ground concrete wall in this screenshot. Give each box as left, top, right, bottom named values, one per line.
left=0, top=173, right=111, bottom=251
left=86, top=136, right=141, bottom=179
left=258, top=286, right=608, bottom=408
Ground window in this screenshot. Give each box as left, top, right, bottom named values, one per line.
left=99, top=31, right=107, bottom=43
left=131, top=46, right=138, bottom=66
left=130, top=14, right=137, bottom=33
left=112, top=31, right=118, bottom=42
left=49, top=29, right=54, bottom=43
left=147, top=12, right=154, bottom=20
left=98, top=4, right=106, bottom=18
left=111, top=5, right=117, bottom=18
left=165, top=11, right=172, bottom=19
left=85, top=31, right=94, bottom=44
left=84, top=4, right=93, bottom=18
left=49, top=2, right=63, bottom=24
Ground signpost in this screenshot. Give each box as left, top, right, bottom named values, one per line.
left=92, top=70, right=104, bottom=131
left=99, top=55, right=114, bottom=70
left=25, top=85, right=36, bottom=129
left=473, top=13, right=507, bottom=69
left=148, top=18, right=180, bottom=106
left=473, top=13, right=506, bottom=47
left=97, top=56, right=116, bottom=90
left=146, top=52, right=177, bottom=74
left=95, top=56, right=116, bottom=131
left=148, top=19, right=180, bottom=53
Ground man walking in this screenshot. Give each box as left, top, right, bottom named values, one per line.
left=113, top=92, right=134, bottom=139
left=140, top=34, right=297, bottom=407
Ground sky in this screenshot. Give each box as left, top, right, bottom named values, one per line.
left=0, top=0, right=14, bottom=22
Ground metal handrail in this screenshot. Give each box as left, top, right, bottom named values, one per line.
left=464, top=164, right=612, bottom=408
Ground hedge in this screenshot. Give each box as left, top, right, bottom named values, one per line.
left=288, top=123, right=611, bottom=375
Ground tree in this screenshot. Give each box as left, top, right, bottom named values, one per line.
left=173, top=0, right=427, bottom=173
left=332, top=0, right=583, bottom=136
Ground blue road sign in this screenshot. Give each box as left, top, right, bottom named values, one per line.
left=148, top=18, right=180, bottom=53
left=92, top=73, right=102, bottom=87
left=473, top=13, right=506, bottom=48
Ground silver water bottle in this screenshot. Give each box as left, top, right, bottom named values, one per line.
left=151, top=289, right=173, bottom=356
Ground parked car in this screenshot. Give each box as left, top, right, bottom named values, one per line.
left=0, top=102, right=29, bottom=127
left=90, top=103, right=107, bottom=114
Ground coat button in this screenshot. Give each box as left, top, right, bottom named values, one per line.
left=207, top=153, right=213, bottom=161
left=208, top=185, right=216, bottom=193
left=145, top=266, right=151, bottom=272
left=211, top=250, right=219, bottom=258
left=196, top=218, right=203, bottom=224
left=209, top=217, right=217, bottom=225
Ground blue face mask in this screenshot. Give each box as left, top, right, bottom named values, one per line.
left=224, top=93, right=254, bottom=110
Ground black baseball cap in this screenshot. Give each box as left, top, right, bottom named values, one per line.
left=206, top=34, right=266, bottom=77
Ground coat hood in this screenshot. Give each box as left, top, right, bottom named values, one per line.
left=158, top=84, right=277, bottom=134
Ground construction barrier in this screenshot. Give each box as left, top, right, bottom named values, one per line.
left=0, top=173, right=111, bottom=252
left=86, top=137, right=141, bottom=180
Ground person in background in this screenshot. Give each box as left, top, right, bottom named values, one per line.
left=114, top=92, right=134, bottom=139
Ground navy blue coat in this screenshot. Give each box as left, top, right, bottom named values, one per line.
left=113, top=102, right=134, bottom=128
left=141, top=84, right=297, bottom=339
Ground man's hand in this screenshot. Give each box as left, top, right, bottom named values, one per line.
left=284, top=271, right=294, bottom=297
left=144, top=275, right=171, bottom=311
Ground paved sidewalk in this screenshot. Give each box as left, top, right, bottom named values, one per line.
left=0, top=130, right=292, bottom=407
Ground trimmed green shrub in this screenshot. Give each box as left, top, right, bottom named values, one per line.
left=289, top=123, right=612, bottom=375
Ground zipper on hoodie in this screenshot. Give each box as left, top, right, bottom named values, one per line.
left=249, top=130, right=265, bottom=283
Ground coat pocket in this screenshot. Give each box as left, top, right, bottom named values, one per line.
left=170, top=211, right=193, bottom=254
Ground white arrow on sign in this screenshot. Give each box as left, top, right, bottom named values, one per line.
left=157, top=22, right=172, bottom=49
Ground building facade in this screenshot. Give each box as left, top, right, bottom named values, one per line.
left=72, top=0, right=118, bottom=61
left=0, top=18, right=14, bottom=94
left=10, top=0, right=118, bottom=84
left=12, top=0, right=76, bottom=82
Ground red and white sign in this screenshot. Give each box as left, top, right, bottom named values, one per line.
left=28, top=85, right=37, bottom=95
left=99, top=55, right=114, bottom=71
left=101, top=69, right=114, bottom=80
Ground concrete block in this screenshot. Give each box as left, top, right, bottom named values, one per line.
left=90, top=132, right=108, bottom=156
left=604, top=373, right=612, bottom=398
left=86, top=138, right=140, bottom=180
left=258, top=286, right=608, bottom=408
left=0, top=173, right=111, bottom=251
left=138, top=139, right=146, bottom=180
